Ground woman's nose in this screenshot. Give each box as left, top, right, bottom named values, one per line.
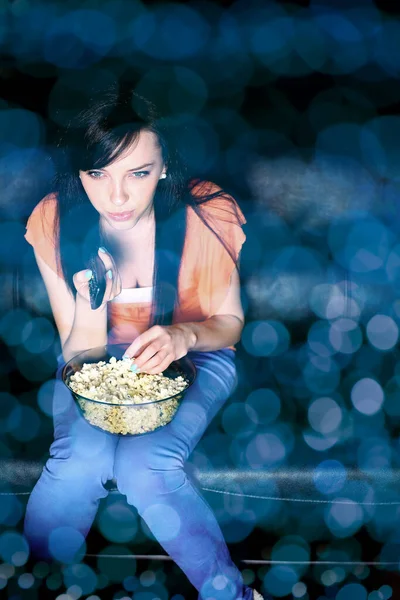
left=109, top=181, right=129, bottom=206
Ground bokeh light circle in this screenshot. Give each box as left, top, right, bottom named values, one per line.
left=361, top=116, right=400, bottom=182
left=271, top=536, right=310, bottom=577
left=245, top=388, right=281, bottom=425
left=303, top=356, right=340, bottom=395
left=328, top=214, right=391, bottom=274
left=351, top=378, right=384, bottom=416
left=37, top=379, right=60, bottom=417
left=242, top=320, right=290, bottom=357
left=49, top=527, right=86, bottom=564
left=245, top=431, right=287, bottom=468
left=248, top=12, right=294, bottom=71
left=22, top=317, right=55, bottom=354
left=63, top=563, right=97, bottom=596
left=310, top=283, right=358, bottom=320
left=366, top=314, right=398, bottom=351
left=379, top=585, right=393, bottom=599
left=303, top=429, right=339, bottom=452
left=222, top=403, right=257, bottom=438
left=18, top=573, right=35, bottom=589
left=329, top=318, right=362, bottom=354
left=0, top=491, right=24, bottom=527
left=313, top=11, right=367, bottom=75
left=263, top=565, right=298, bottom=597
left=98, top=501, right=138, bottom=543
left=44, top=10, right=116, bottom=68
left=313, top=460, right=347, bottom=495
left=308, top=397, right=342, bottom=434
left=336, top=583, right=367, bottom=600
left=358, top=436, right=391, bottom=470
left=294, top=17, right=327, bottom=71
left=325, top=499, right=364, bottom=538
left=292, top=581, right=307, bottom=598
left=132, top=4, right=209, bottom=60
left=0, top=532, right=29, bottom=565
left=308, top=320, right=335, bottom=357
left=0, top=109, right=44, bottom=147
left=386, top=244, right=400, bottom=283
left=8, top=404, right=41, bottom=442
left=0, top=392, right=18, bottom=433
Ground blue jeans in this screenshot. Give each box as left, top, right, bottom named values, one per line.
left=24, top=349, right=253, bottom=600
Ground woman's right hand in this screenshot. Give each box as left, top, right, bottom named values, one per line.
left=72, top=248, right=122, bottom=308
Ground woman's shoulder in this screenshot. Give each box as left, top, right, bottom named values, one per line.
left=188, top=179, right=246, bottom=227
left=185, top=179, right=247, bottom=265
left=25, top=192, right=58, bottom=248
left=28, top=192, right=58, bottom=226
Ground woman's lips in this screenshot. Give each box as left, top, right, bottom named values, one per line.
left=107, top=210, right=134, bottom=222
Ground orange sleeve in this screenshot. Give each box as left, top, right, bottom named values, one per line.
left=190, top=180, right=246, bottom=261
left=201, top=195, right=246, bottom=265
left=24, top=194, right=61, bottom=275
left=188, top=182, right=247, bottom=316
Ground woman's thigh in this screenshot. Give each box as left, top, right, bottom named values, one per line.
left=49, top=363, right=118, bottom=476
left=115, top=349, right=237, bottom=469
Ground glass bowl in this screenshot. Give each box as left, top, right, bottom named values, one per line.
left=62, top=344, right=197, bottom=436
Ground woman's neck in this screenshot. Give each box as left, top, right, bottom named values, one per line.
left=100, top=211, right=155, bottom=259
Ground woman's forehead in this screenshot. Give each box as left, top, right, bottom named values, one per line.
left=112, top=130, right=162, bottom=165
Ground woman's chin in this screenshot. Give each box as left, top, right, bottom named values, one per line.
left=105, top=216, right=137, bottom=231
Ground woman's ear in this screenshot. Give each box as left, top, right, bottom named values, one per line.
left=159, top=172, right=167, bottom=179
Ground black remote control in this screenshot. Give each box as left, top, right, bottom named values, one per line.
left=87, top=254, right=107, bottom=310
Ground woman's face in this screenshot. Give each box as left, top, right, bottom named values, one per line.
left=79, top=130, right=166, bottom=232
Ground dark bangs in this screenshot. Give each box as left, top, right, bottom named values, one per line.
left=83, top=129, right=141, bottom=171
left=71, top=91, right=164, bottom=171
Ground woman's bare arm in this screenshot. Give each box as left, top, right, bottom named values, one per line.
left=176, top=267, right=245, bottom=352
left=34, top=252, right=109, bottom=362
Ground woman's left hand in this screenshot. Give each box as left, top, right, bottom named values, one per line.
left=122, top=325, right=196, bottom=374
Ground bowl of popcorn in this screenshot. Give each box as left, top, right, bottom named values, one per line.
left=62, top=344, right=196, bottom=436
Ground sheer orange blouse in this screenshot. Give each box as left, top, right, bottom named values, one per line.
left=24, top=182, right=247, bottom=351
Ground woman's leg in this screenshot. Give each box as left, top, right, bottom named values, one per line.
left=114, top=349, right=253, bottom=600
left=24, top=365, right=118, bottom=562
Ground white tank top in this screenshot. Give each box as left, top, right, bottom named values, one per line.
left=110, top=287, right=154, bottom=304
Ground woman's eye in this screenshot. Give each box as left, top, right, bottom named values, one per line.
left=87, top=171, right=104, bottom=179
left=131, top=171, right=150, bottom=178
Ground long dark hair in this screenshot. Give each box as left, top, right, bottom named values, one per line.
left=52, top=86, right=240, bottom=327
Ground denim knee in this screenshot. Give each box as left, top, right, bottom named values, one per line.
left=44, top=434, right=114, bottom=491
left=114, top=444, right=186, bottom=508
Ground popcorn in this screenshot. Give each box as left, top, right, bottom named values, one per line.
left=68, top=358, right=189, bottom=435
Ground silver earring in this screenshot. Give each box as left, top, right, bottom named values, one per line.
left=160, top=173, right=167, bottom=179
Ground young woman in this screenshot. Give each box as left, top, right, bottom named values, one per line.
left=23, top=87, right=262, bottom=600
